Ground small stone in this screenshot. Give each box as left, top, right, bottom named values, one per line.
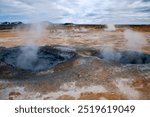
left=8, top=92, right=21, bottom=100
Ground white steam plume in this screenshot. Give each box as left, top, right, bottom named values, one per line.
left=101, top=46, right=121, bottom=62
left=16, top=22, right=48, bottom=70
left=123, top=29, right=147, bottom=51
left=105, top=24, right=116, bottom=32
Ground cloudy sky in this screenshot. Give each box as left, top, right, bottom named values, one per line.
left=0, top=0, right=150, bottom=24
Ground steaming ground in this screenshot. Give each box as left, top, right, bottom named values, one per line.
left=0, top=25, right=150, bottom=100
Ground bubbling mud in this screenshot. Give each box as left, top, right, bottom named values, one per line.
left=95, top=47, right=150, bottom=64
left=0, top=46, right=76, bottom=71
left=1, top=45, right=150, bottom=73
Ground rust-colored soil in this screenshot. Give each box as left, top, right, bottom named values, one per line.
left=0, top=25, right=150, bottom=100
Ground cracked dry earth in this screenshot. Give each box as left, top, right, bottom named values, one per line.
left=0, top=26, right=150, bottom=100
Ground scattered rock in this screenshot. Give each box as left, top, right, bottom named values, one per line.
left=8, top=92, right=21, bottom=100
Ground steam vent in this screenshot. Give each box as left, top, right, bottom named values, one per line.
left=0, top=46, right=76, bottom=71
left=0, top=24, right=150, bottom=100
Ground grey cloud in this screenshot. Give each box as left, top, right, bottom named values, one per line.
left=142, top=0, right=150, bottom=2
left=0, top=0, right=150, bottom=24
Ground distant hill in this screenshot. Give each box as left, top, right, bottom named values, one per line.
left=0, top=21, right=24, bottom=30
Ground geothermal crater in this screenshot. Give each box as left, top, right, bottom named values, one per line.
left=1, top=46, right=150, bottom=72
left=95, top=47, right=150, bottom=64
left=0, top=46, right=76, bottom=71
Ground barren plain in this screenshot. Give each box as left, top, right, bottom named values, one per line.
left=0, top=25, right=150, bottom=100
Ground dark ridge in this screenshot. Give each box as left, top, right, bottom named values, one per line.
left=0, top=22, right=24, bottom=30
left=62, top=23, right=75, bottom=26
left=0, top=22, right=150, bottom=30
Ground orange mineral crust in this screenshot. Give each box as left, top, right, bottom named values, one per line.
left=0, top=25, right=150, bottom=100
